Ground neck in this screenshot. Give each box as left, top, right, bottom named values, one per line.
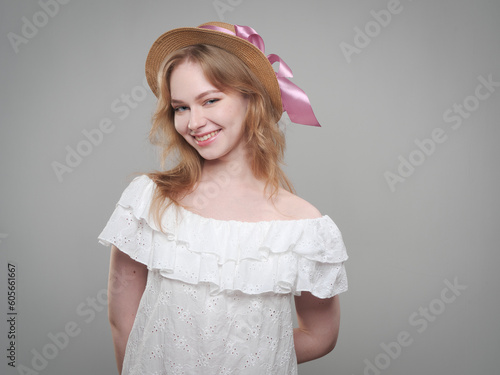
left=202, top=157, right=250, bottom=182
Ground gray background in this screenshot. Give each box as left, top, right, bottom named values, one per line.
left=1, top=0, right=499, bottom=374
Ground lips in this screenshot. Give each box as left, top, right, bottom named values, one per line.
left=193, top=129, right=221, bottom=145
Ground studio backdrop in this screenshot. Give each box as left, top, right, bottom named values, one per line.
left=1, top=1, right=499, bottom=374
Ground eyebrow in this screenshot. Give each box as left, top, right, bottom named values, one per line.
left=171, top=89, right=221, bottom=104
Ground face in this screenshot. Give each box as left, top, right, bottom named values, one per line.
left=169, top=60, right=249, bottom=162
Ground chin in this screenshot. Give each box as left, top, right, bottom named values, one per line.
left=199, top=153, right=224, bottom=161
left=198, top=148, right=232, bottom=161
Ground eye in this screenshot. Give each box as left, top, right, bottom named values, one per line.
left=204, top=98, right=219, bottom=105
left=173, top=105, right=188, bottom=113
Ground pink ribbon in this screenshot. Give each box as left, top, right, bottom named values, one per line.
left=199, top=24, right=320, bottom=127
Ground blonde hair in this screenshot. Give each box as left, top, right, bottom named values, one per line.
left=146, top=44, right=294, bottom=231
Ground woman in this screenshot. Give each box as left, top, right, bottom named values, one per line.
left=98, top=22, right=348, bottom=375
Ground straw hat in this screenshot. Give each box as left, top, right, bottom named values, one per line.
left=145, top=22, right=282, bottom=116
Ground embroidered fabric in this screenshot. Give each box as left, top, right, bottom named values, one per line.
left=98, top=175, right=348, bottom=374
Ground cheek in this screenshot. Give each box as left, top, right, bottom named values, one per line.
left=236, top=99, right=249, bottom=125
left=173, top=116, right=187, bottom=135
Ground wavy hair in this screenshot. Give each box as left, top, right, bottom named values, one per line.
left=146, top=44, right=294, bottom=231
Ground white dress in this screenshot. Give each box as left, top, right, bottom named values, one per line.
left=98, top=175, right=348, bottom=375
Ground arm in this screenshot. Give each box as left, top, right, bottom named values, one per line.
left=293, top=292, right=341, bottom=364
left=107, top=245, right=148, bottom=374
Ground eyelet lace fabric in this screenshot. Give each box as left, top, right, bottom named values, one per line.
left=98, top=175, right=348, bottom=375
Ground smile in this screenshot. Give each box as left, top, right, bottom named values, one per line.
left=194, top=129, right=221, bottom=142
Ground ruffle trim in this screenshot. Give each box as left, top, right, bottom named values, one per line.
left=98, top=175, right=348, bottom=298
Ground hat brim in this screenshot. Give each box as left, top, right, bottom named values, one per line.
left=145, top=26, right=282, bottom=114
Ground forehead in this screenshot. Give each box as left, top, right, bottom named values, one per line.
left=169, top=60, right=241, bottom=104
left=170, top=61, right=214, bottom=91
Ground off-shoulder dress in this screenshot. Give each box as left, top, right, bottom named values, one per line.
left=98, top=175, right=348, bottom=375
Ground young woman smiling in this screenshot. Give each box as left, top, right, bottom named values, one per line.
left=99, top=22, right=348, bottom=375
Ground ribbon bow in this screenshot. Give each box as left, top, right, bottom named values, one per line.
left=199, top=24, right=321, bottom=127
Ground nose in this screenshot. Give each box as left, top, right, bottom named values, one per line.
left=188, top=107, right=206, bottom=132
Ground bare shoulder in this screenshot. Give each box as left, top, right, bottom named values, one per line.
left=275, top=188, right=323, bottom=220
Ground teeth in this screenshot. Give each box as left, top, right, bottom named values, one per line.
left=195, top=130, right=219, bottom=142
